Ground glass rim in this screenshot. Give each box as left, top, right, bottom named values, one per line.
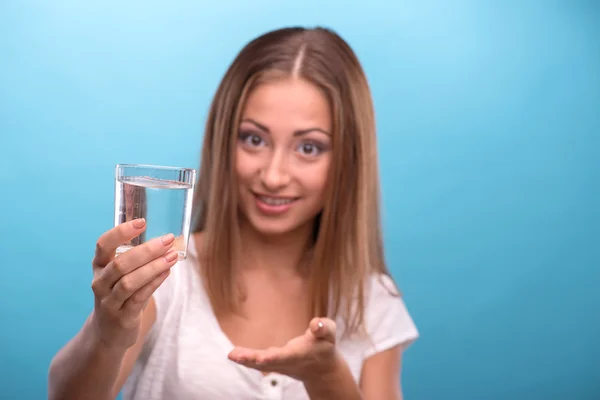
left=115, top=163, right=196, bottom=173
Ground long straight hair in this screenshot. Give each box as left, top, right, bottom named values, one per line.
left=192, top=26, right=393, bottom=336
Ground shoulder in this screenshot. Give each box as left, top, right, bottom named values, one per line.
left=362, top=273, right=419, bottom=358
left=366, top=273, right=400, bottom=299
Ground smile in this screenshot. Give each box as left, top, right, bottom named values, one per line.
left=257, top=195, right=296, bottom=206
left=252, top=192, right=299, bottom=215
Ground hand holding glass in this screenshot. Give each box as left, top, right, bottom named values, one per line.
left=114, top=164, right=196, bottom=259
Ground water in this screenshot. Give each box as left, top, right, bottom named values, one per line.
left=114, top=175, right=194, bottom=259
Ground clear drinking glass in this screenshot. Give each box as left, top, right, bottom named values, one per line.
left=114, top=164, right=196, bottom=260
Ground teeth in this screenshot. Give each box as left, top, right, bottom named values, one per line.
left=259, top=196, right=295, bottom=206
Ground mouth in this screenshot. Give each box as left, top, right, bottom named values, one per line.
left=252, top=192, right=299, bottom=214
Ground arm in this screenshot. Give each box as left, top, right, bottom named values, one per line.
left=303, top=351, right=363, bottom=400
left=359, top=345, right=404, bottom=400
left=48, top=299, right=157, bottom=400
left=303, top=344, right=403, bottom=400
left=357, top=273, right=417, bottom=400
left=48, top=219, right=177, bottom=400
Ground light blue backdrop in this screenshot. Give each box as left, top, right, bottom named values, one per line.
left=0, top=1, right=598, bottom=399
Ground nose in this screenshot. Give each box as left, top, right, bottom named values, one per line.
left=260, top=150, right=291, bottom=192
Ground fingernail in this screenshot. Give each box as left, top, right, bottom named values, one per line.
left=133, top=218, right=146, bottom=228
left=164, top=250, right=178, bottom=263
left=317, top=320, right=324, bottom=330
left=161, top=233, right=175, bottom=246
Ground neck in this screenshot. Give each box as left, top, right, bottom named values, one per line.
left=238, top=219, right=315, bottom=278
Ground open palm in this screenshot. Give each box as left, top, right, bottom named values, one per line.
left=228, top=318, right=338, bottom=381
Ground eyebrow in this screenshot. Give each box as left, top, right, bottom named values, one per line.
left=241, top=118, right=331, bottom=136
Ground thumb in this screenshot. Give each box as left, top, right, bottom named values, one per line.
left=309, top=317, right=336, bottom=344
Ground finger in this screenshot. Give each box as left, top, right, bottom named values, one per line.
left=93, top=219, right=147, bottom=268
left=256, top=346, right=292, bottom=365
left=229, top=347, right=274, bottom=365
left=228, top=347, right=260, bottom=363
left=309, top=318, right=336, bottom=343
left=229, top=348, right=276, bottom=373
left=229, top=346, right=292, bottom=367
left=120, top=267, right=172, bottom=317
left=105, top=249, right=178, bottom=310
left=100, top=233, right=176, bottom=289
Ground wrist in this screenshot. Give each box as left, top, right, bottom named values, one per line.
left=86, top=312, right=129, bottom=358
left=303, top=352, right=362, bottom=400
left=303, top=350, right=346, bottom=388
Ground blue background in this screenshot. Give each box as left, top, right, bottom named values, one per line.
left=1, top=1, right=598, bottom=399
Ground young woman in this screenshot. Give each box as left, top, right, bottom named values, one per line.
left=48, top=26, right=419, bottom=400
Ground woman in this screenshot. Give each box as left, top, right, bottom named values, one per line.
left=48, top=26, right=419, bottom=400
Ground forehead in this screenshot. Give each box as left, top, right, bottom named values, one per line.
left=242, top=78, right=332, bottom=132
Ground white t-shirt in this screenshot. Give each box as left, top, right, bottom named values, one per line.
left=122, top=238, right=419, bottom=400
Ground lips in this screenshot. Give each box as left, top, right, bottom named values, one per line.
left=251, top=192, right=299, bottom=215
left=256, top=195, right=296, bottom=206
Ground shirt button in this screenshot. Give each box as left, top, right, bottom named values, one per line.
left=271, top=379, right=278, bottom=387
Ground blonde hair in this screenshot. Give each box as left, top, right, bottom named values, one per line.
left=192, top=26, right=394, bottom=336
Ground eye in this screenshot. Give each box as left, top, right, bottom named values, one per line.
left=297, top=142, right=322, bottom=157
left=239, top=132, right=265, bottom=148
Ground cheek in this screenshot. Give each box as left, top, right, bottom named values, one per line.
left=303, top=159, right=331, bottom=198
left=235, top=149, right=256, bottom=183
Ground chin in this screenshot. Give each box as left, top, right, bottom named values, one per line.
left=240, top=209, right=317, bottom=240
left=247, top=218, right=304, bottom=238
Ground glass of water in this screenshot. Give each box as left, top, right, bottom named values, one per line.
left=114, top=164, right=196, bottom=260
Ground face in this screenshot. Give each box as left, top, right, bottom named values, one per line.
left=235, top=77, right=333, bottom=238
